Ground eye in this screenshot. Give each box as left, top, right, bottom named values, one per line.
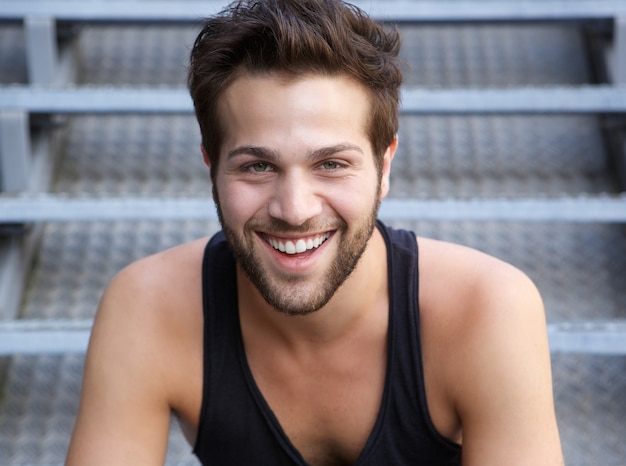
left=320, top=160, right=342, bottom=170
left=247, top=162, right=272, bottom=173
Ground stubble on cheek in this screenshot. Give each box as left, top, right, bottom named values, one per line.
left=212, top=174, right=383, bottom=316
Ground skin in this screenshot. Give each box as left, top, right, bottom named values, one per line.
left=213, top=73, right=384, bottom=317
left=66, top=73, right=564, bottom=466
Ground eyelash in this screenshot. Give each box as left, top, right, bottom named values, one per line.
left=319, top=160, right=343, bottom=170
left=241, top=160, right=346, bottom=173
left=244, top=162, right=273, bottom=173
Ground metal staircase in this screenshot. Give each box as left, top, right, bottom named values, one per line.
left=0, top=1, right=625, bottom=464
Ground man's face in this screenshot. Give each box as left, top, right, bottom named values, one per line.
left=210, top=73, right=394, bottom=316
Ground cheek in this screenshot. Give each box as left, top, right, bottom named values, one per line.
left=324, top=178, right=379, bottom=222
left=216, top=181, right=269, bottom=224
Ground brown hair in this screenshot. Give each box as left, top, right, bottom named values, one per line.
left=188, top=0, right=403, bottom=181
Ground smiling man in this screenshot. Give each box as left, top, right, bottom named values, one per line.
left=66, top=1, right=564, bottom=465
left=214, top=75, right=386, bottom=317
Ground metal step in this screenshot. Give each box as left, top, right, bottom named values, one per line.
left=548, top=320, right=626, bottom=354
left=2, top=85, right=626, bottom=114
left=3, top=1, right=626, bottom=89
left=2, top=318, right=625, bottom=355
left=1, top=194, right=625, bottom=223
left=1, top=1, right=625, bottom=24
left=0, top=319, right=91, bottom=355
left=401, top=86, right=626, bottom=114
left=0, top=4, right=623, bottom=465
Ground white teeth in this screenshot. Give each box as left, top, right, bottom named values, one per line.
left=295, top=239, right=307, bottom=253
left=267, top=233, right=330, bottom=255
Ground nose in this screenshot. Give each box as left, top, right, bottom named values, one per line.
left=268, top=170, right=323, bottom=226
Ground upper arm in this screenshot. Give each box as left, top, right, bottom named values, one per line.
left=66, top=263, right=173, bottom=465
left=452, top=264, right=563, bottom=465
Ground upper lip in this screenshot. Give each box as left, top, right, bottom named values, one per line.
left=260, top=231, right=332, bottom=242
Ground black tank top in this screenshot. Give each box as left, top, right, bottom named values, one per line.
left=193, top=221, right=462, bottom=465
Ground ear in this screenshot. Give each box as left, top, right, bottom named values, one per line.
left=379, top=136, right=398, bottom=199
left=201, top=144, right=211, bottom=168
left=201, top=144, right=220, bottom=203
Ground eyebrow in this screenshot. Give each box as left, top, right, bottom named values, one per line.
left=308, top=143, right=364, bottom=161
left=227, top=145, right=279, bottom=161
left=227, top=143, right=364, bottom=162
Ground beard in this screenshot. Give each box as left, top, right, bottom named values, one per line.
left=214, top=186, right=381, bottom=316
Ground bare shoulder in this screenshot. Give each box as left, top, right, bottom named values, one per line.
left=418, top=235, right=537, bottom=288
left=417, top=236, right=543, bottom=327
left=108, top=236, right=209, bottom=303
left=66, top=237, right=209, bottom=464
left=417, top=236, right=563, bottom=465
left=89, top=235, right=210, bottom=403
left=417, top=235, right=547, bottom=375
left=88, top=237, right=209, bottom=353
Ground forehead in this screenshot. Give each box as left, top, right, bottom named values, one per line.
left=221, top=71, right=371, bottom=109
left=217, top=72, right=372, bottom=152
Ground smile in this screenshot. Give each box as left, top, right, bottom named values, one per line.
left=264, top=232, right=331, bottom=255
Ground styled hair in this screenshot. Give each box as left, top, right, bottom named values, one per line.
left=188, top=0, right=403, bottom=180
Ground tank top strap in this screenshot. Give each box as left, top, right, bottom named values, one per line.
left=374, top=220, right=461, bottom=464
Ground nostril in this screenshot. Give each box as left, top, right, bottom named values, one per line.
left=268, top=176, right=322, bottom=226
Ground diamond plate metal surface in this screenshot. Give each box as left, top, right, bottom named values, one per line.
left=399, top=23, right=590, bottom=88
left=0, top=10, right=625, bottom=466
left=552, top=354, right=626, bottom=466
left=77, top=25, right=198, bottom=86
left=393, top=114, right=615, bottom=198
left=54, top=115, right=207, bottom=196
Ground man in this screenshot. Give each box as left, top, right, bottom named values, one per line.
left=66, top=0, right=564, bottom=464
